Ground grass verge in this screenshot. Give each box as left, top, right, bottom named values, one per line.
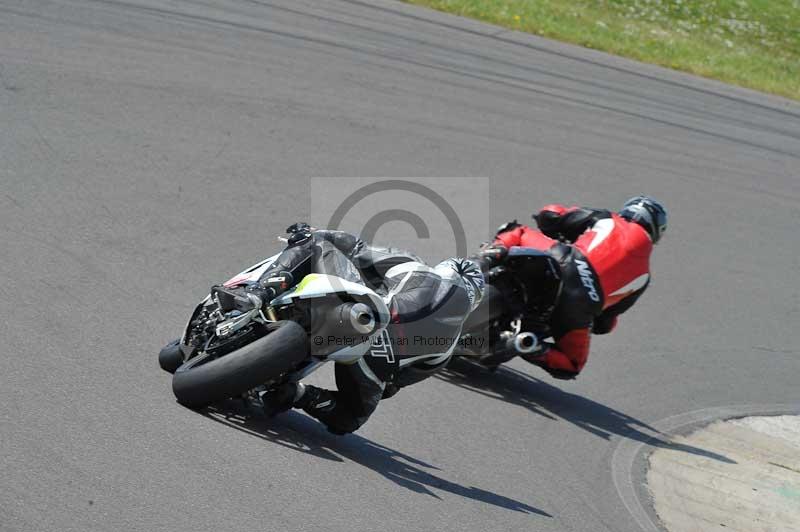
left=403, top=0, right=800, bottom=100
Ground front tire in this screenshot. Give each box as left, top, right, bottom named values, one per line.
left=159, top=339, right=183, bottom=374
left=171, top=321, right=308, bottom=408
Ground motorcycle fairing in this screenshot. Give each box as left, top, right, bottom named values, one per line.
left=272, top=273, right=388, bottom=314
left=222, top=253, right=282, bottom=287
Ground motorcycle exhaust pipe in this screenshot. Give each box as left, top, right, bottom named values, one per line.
left=310, top=302, right=378, bottom=358
left=508, top=331, right=539, bottom=354
left=477, top=330, right=539, bottom=368
left=311, top=302, right=378, bottom=337
left=344, top=302, right=377, bottom=335
left=321, top=302, right=377, bottom=335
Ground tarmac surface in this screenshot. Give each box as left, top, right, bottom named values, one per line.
left=1, top=1, right=799, bottom=531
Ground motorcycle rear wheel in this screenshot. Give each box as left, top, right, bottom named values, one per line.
left=171, top=320, right=308, bottom=408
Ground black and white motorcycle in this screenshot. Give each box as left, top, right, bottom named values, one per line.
left=158, top=246, right=391, bottom=408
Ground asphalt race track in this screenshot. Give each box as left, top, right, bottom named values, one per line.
left=1, top=1, right=799, bottom=531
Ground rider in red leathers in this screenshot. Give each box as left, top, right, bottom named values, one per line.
left=478, top=196, right=667, bottom=379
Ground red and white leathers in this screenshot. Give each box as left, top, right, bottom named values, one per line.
left=493, top=204, right=653, bottom=377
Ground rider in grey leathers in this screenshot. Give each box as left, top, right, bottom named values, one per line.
left=251, top=223, right=484, bottom=435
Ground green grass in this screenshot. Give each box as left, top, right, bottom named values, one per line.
left=404, top=0, right=800, bottom=100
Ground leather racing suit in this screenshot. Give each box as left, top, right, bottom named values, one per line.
left=255, top=228, right=484, bottom=434
left=493, top=205, right=653, bottom=378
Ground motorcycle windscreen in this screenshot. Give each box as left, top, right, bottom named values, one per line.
left=223, top=253, right=281, bottom=287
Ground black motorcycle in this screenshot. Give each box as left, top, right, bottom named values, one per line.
left=457, top=247, right=562, bottom=369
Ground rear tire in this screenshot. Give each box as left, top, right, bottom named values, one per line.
left=158, top=339, right=183, bottom=374
left=171, top=321, right=308, bottom=408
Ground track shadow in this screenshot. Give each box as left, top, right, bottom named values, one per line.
left=199, top=400, right=551, bottom=516
left=439, top=357, right=736, bottom=464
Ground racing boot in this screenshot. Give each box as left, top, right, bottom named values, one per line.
left=520, top=352, right=578, bottom=380
left=260, top=382, right=337, bottom=418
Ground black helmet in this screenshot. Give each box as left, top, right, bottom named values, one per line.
left=619, top=196, right=667, bottom=244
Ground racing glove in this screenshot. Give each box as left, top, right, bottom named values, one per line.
left=246, top=270, right=294, bottom=304
left=474, top=244, right=508, bottom=272
left=286, top=222, right=313, bottom=235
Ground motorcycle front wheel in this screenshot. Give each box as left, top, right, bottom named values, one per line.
left=171, top=320, right=308, bottom=408
left=158, top=339, right=183, bottom=374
